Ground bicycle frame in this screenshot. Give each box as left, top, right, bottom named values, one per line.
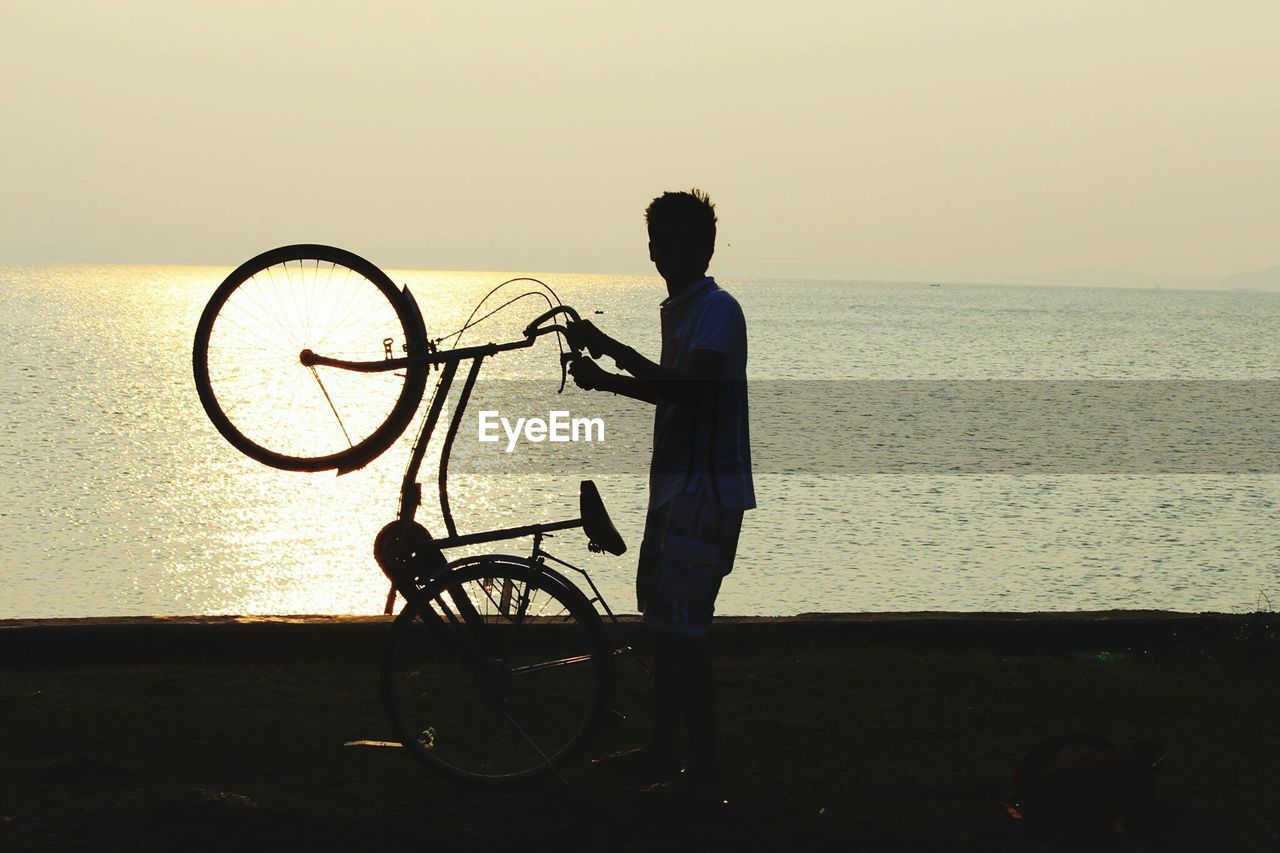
left=304, top=300, right=627, bottom=627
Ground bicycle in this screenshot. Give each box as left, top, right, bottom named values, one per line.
left=192, top=244, right=635, bottom=785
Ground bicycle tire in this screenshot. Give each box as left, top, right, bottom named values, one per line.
left=381, top=555, right=615, bottom=785
left=192, top=245, right=428, bottom=472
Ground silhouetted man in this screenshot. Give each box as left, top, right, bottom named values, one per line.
left=568, top=189, right=754, bottom=807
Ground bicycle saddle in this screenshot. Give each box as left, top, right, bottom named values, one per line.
left=580, top=480, right=626, bottom=556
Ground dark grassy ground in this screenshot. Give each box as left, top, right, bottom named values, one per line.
left=2, top=620, right=1277, bottom=851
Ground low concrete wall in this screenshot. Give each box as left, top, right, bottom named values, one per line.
left=1, top=611, right=1275, bottom=667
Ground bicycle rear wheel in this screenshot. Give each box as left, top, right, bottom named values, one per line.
left=382, top=555, right=614, bottom=785
left=193, top=245, right=428, bottom=472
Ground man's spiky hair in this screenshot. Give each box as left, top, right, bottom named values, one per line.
left=645, top=189, right=717, bottom=260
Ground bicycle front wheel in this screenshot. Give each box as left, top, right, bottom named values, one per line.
left=193, top=245, right=428, bottom=472
left=382, top=555, right=614, bottom=785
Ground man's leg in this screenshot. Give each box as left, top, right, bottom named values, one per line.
left=649, top=628, right=684, bottom=771
left=643, top=490, right=735, bottom=799
left=642, top=629, right=721, bottom=804
left=649, top=623, right=715, bottom=776
left=680, top=634, right=718, bottom=790
left=591, top=503, right=684, bottom=782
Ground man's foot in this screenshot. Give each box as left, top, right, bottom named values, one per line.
left=590, top=746, right=681, bottom=785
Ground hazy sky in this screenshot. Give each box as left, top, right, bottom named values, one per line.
left=3, top=1, right=1277, bottom=283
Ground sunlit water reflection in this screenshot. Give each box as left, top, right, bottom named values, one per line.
left=2, top=263, right=1278, bottom=617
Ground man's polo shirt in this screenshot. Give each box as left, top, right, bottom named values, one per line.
left=650, top=277, right=755, bottom=511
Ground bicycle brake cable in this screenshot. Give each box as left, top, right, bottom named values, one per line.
left=407, top=278, right=568, bottom=460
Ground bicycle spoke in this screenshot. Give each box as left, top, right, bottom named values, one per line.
left=509, top=653, right=596, bottom=676
left=500, top=578, right=533, bottom=660
left=308, top=366, right=354, bottom=448
left=501, top=711, right=568, bottom=786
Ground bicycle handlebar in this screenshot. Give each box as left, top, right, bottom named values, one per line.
left=301, top=303, right=588, bottom=374
left=523, top=305, right=581, bottom=339
left=523, top=306, right=588, bottom=393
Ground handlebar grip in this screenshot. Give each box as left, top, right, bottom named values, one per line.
left=523, top=305, right=581, bottom=337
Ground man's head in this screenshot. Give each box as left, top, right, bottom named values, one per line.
left=645, top=189, right=717, bottom=282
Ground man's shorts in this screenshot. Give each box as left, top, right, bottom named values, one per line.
left=637, top=482, right=743, bottom=638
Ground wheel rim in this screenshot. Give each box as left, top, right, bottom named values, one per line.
left=193, top=246, right=426, bottom=471
left=383, top=559, right=609, bottom=783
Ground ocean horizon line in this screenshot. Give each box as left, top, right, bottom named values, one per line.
left=4, top=258, right=1277, bottom=294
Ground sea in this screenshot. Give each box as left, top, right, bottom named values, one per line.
left=2, top=262, right=1278, bottom=619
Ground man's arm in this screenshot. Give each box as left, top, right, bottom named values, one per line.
left=568, top=348, right=724, bottom=407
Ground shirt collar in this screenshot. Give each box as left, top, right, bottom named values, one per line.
left=659, top=276, right=715, bottom=310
